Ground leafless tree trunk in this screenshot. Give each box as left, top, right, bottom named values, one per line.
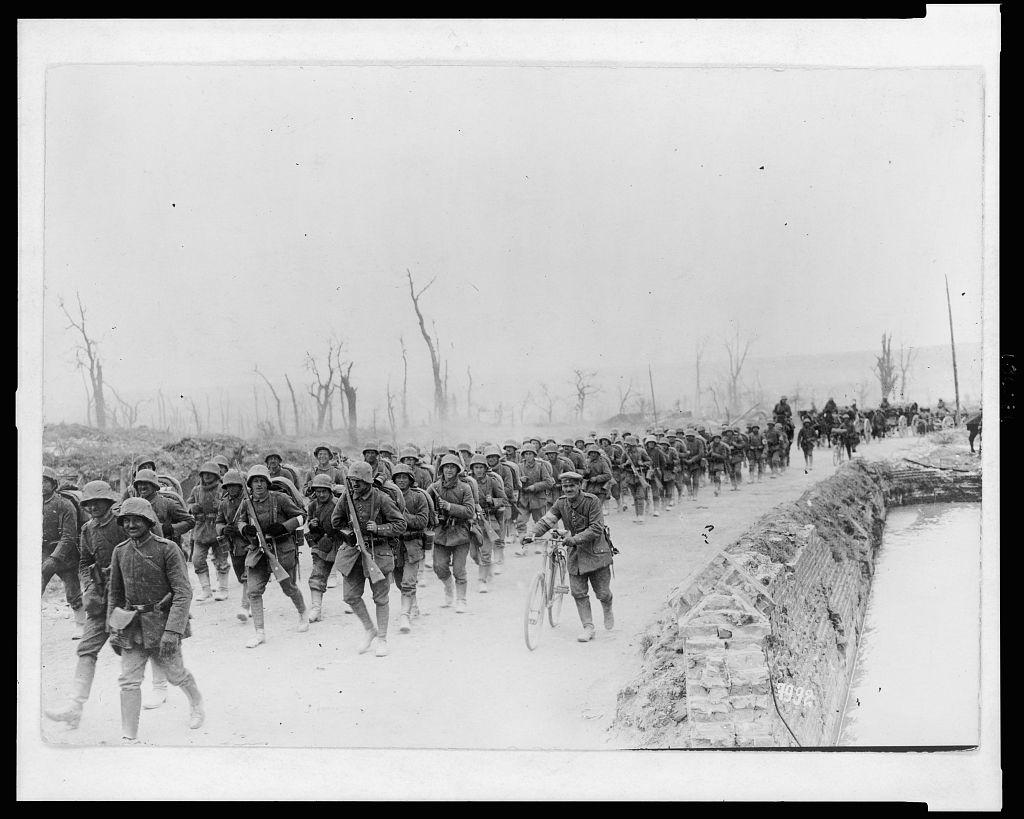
left=466, top=365, right=473, bottom=418
left=252, top=385, right=260, bottom=429
left=706, top=385, right=722, bottom=418
left=186, top=396, right=203, bottom=435
left=723, top=327, right=755, bottom=410
left=306, top=341, right=338, bottom=433
left=873, top=333, right=898, bottom=403
left=406, top=270, right=446, bottom=422
left=59, top=291, right=108, bottom=429
left=386, top=380, right=397, bottom=438
left=632, top=394, right=650, bottom=419
left=495, top=402, right=504, bottom=426
left=897, top=343, right=917, bottom=401
left=255, top=366, right=287, bottom=435
left=157, top=389, right=167, bottom=430
left=334, top=348, right=358, bottom=446
left=695, top=336, right=709, bottom=419
left=855, top=380, right=871, bottom=408
left=106, top=384, right=146, bottom=429
left=617, top=377, right=636, bottom=414
left=79, top=369, right=93, bottom=426
left=571, top=369, right=599, bottom=421
left=284, top=373, right=301, bottom=436
left=400, top=335, right=410, bottom=428
left=534, top=384, right=559, bottom=425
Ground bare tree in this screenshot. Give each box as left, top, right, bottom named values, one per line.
left=632, top=394, right=650, bottom=419
left=106, top=384, right=147, bottom=429
left=617, top=377, right=637, bottom=414
left=723, top=326, right=756, bottom=410
left=706, top=384, right=722, bottom=418
left=694, top=336, right=710, bottom=418
left=186, top=396, right=203, bottom=435
left=518, top=392, right=532, bottom=428
left=59, top=291, right=108, bottom=429
left=399, top=335, right=410, bottom=428
left=571, top=369, right=600, bottom=421
left=334, top=346, right=358, bottom=446
left=406, top=269, right=447, bottom=422
left=534, top=384, right=559, bottom=424
left=254, top=366, right=287, bottom=434
left=386, top=380, right=398, bottom=438
left=897, top=342, right=918, bottom=402
left=306, top=341, right=338, bottom=433
left=873, top=332, right=898, bottom=402
left=284, top=373, right=301, bottom=436
left=466, top=365, right=474, bottom=418
left=855, top=379, right=872, bottom=408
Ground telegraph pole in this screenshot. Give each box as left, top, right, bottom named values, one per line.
left=648, top=364, right=659, bottom=428
left=944, top=275, right=962, bottom=424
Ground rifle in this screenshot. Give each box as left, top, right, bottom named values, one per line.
left=344, top=478, right=386, bottom=584
left=240, top=487, right=291, bottom=582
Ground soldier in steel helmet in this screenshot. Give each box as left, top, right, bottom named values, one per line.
left=131, top=469, right=195, bottom=558
left=390, top=463, right=430, bottom=632
left=44, top=481, right=125, bottom=729
left=707, top=432, right=730, bottom=496
left=426, top=454, right=477, bottom=612
left=188, top=461, right=229, bottom=603
left=360, top=441, right=393, bottom=482
left=264, top=449, right=300, bottom=488
left=797, top=418, right=817, bottom=470
left=302, top=444, right=348, bottom=495
left=523, top=471, right=615, bottom=643
left=106, top=497, right=204, bottom=743
left=513, top=443, right=555, bottom=553
left=304, top=473, right=340, bottom=624
left=468, top=454, right=507, bottom=594
left=233, top=464, right=309, bottom=649
left=745, top=424, right=767, bottom=483
left=42, top=465, right=86, bottom=637
left=581, top=444, right=613, bottom=505
left=214, top=470, right=252, bottom=622
left=329, top=460, right=407, bottom=656
left=618, top=436, right=650, bottom=523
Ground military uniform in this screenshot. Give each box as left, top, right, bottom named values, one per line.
left=581, top=449, right=614, bottom=500
left=188, top=474, right=229, bottom=601
left=214, top=479, right=250, bottom=620
left=707, top=437, right=730, bottom=495
left=427, top=464, right=477, bottom=610
left=517, top=453, right=555, bottom=526
left=618, top=441, right=651, bottom=519
left=745, top=428, right=767, bottom=482
left=42, top=483, right=83, bottom=614
left=681, top=434, right=704, bottom=498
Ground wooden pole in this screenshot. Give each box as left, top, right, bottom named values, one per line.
left=648, top=364, right=659, bottom=428
left=944, top=275, right=962, bottom=424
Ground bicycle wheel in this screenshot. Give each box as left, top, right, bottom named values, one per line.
left=524, top=572, right=547, bottom=651
left=548, top=558, right=567, bottom=628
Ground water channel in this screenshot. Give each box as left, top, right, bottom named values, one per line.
left=838, top=502, right=982, bottom=746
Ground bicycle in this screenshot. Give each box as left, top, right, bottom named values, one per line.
left=521, top=529, right=569, bottom=651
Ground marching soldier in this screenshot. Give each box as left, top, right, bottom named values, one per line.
left=724, top=428, right=746, bottom=491
left=522, top=472, right=614, bottom=643
left=212, top=455, right=231, bottom=477
left=543, top=443, right=576, bottom=486
left=483, top=444, right=515, bottom=567
left=361, top=441, right=393, bottom=482
left=44, top=481, right=124, bottom=728
left=304, top=473, right=340, bottom=624
left=106, top=497, right=204, bottom=743
left=120, top=456, right=159, bottom=501
left=329, top=461, right=407, bottom=656
left=42, top=466, right=86, bottom=639
left=214, top=470, right=251, bottom=622
left=390, top=464, right=429, bottom=632
left=797, top=418, right=817, bottom=470
left=234, top=464, right=309, bottom=649
left=680, top=430, right=704, bottom=500
left=187, top=461, right=230, bottom=603
left=467, top=455, right=508, bottom=594
left=560, top=438, right=587, bottom=471
left=501, top=440, right=524, bottom=541
left=582, top=444, right=613, bottom=504
left=643, top=436, right=668, bottom=516
left=618, top=435, right=650, bottom=523
left=707, top=432, right=730, bottom=496
left=264, top=450, right=300, bottom=487
left=746, top=424, right=767, bottom=483
left=765, top=424, right=785, bottom=477
left=130, top=469, right=195, bottom=557
left=426, top=455, right=476, bottom=612
left=302, top=444, right=348, bottom=494
left=514, top=444, right=555, bottom=552
left=657, top=437, right=680, bottom=507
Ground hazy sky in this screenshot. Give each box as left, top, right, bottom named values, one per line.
left=41, top=63, right=985, bottom=422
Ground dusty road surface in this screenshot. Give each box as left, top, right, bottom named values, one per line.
left=39, top=434, right=934, bottom=749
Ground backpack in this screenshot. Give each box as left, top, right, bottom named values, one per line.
left=414, top=487, right=439, bottom=529
left=58, top=487, right=87, bottom=537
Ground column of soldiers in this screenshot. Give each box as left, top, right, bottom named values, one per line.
left=43, top=399, right=822, bottom=742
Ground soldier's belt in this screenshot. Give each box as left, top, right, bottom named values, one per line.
left=401, top=532, right=425, bottom=541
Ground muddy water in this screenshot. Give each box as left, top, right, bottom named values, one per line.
left=838, top=503, right=981, bottom=746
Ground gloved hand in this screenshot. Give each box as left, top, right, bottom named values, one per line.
left=161, top=522, right=175, bottom=537
left=159, top=631, right=180, bottom=658
left=221, top=523, right=240, bottom=539
left=563, top=535, right=577, bottom=548
left=265, top=522, right=288, bottom=539
left=307, top=517, right=321, bottom=531
left=241, top=524, right=258, bottom=539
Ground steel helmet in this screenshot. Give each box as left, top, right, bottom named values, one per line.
left=264, top=450, right=283, bottom=462
left=132, top=468, right=161, bottom=490
left=137, top=457, right=158, bottom=471
left=750, top=424, right=760, bottom=430
left=624, top=435, right=639, bottom=446
left=81, top=480, right=119, bottom=505
left=221, top=469, right=245, bottom=487
left=212, top=454, right=231, bottom=469
left=643, top=435, right=657, bottom=446
left=803, top=418, right=811, bottom=425
left=483, top=444, right=503, bottom=459
left=42, top=466, right=58, bottom=483
left=502, top=439, right=519, bottom=450
left=379, top=442, right=395, bottom=456
left=560, top=437, right=574, bottom=448
left=468, top=455, right=489, bottom=469
left=246, top=464, right=272, bottom=485
left=313, top=444, right=333, bottom=458
left=598, top=434, right=611, bottom=444
left=310, top=473, right=335, bottom=490
left=585, top=444, right=601, bottom=456
left=711, top=432, right=722, bottom=440
left=347, top=460, right=374, bottom=484
left=439, top=454, right=464, bottom=473
left=399, top=447, right=419, bottom=462
left=520, top=443, right=538, bottom=455
left=542, top=444, right=559, bottom=455
left=610, top=428, right=619, bottom=435
left=361, top=441, right=380, bottom=454
left=117, top=497, right=159, bottom=528
left=457, top=442, right=472, bottom=454
left=559, top=471, right=584, bottom=483
left=199, top=461, right=221, bottom=478
left=390, top=463, right=416, bottom=484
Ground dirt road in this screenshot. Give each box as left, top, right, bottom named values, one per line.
left=39, top=435, right=929, bottom=748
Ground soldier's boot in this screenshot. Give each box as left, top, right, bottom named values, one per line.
left=71, top=607, right=86, bottom=640
left=493, top=545, right=504, bottom=574
left=327, top=570, right=339, bottom=589
left=350, top=599, right=377, bottom=653
left=652, top=497, right=661, bottom=517
left=120, top=688, right=142, bottom=743
left=417, top=561, right=428, bottom=587
left=575, top=597, right=596, bottom=642
left=236, top=584, right=250, bottom=622
left=143, top=664, right=168, bottom=710
left=410, top=592, right=421, bottom=620
left=245, top=596, right=266, bottom=648
left=478, top=562, right=489, bottom=594
left=213, top=569, right=231, bottom=601
left=454, top=583, right=467, bottom=614
left=442, top=576, right=455, bottom=607
left=601, top=598, right=615, bottom=631
left=399, top=595, right=413, bottom=633
left=195, top=572, right=213, bottom=603
left=286, top=585, right=309, bottom=632
left=44, top=655, right=96, bottom=728
left=308, top=590, right=324, bottom=623
left=180, top=677, right=205, bottom=730
left=375, top=602, right=390, bottom=657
